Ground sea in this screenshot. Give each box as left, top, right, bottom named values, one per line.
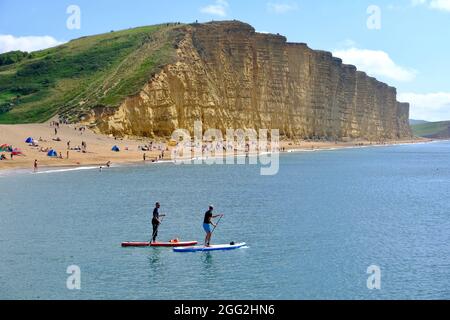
left=1, top=141, right=449, bottom=299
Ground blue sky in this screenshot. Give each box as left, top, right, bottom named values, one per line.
left=1, top=0, right=449, bottom=120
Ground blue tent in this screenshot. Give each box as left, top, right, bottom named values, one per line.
left=47, top=149, right=57, bottom=157
left=111, top=146, right=120, bottom=152
left=25, top=137, right=33, bottom=143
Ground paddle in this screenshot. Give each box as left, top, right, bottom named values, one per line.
left=211, top=214, right=224, bottom=234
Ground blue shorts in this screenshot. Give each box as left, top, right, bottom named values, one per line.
left=203, top=223, right=212, bottom=233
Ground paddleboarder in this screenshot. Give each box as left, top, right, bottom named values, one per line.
left=152, top=202, right=166, bottom=243
left=203, top=205, right=223, bottom=247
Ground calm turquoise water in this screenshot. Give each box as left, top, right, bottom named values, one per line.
left=1, top=142, right=449, bottom=300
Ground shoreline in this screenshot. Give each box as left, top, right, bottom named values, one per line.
left=0, top=127, right=437, bottom=177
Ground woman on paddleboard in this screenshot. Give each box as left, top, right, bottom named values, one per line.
left=152, top=202, right=166, bottom=243
left=203, top=205, right=223, bottom=247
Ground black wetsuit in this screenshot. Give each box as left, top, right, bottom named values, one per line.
left=152, top=207, right=160, bottom=242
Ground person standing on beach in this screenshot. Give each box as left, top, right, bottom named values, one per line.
left=203, top=205, right=223, bottom=247
left=152, top=202, right=166, bottom=243
left=33, top=159, right=38, bottom=172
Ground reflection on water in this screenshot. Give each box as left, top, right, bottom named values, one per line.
left=147, top=249, right=163, bottom=274
left=202, top=252, right=214, bottom=270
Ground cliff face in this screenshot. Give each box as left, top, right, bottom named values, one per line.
left=90, top=21, right=412, bottom=140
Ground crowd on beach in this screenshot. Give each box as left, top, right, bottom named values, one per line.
left=0, top=120, right=177, bottom=171
left=1, top=119, right=423, bottom=172
left=0, top=144, right=22, bottom=160
left=0, top=121, right=104, bottom=171
left=139, top=141, right=168, bottom=162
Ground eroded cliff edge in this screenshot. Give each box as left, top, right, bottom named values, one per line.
left=89, top=21, right=412, bottom=140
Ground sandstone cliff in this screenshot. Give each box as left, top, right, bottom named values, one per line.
left=89, top=21, right=412, bottom=140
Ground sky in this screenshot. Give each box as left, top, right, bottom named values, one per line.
left=0, top=0, right=449, bottom=121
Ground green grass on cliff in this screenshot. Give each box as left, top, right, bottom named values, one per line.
left=0, top=24, right=184, bottom=124
left=411, top=121, right=450, bottom=138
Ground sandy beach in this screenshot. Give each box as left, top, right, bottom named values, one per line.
left=0, top=121, right=428, bottom=173
left=0, top=122, right=166, bottom=172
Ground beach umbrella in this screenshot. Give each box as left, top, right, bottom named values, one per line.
left=25, top=137, right=33, bottom=143
left=112, top=146, right=120, bottom=152
left=47, top=149, right=57, bottom=157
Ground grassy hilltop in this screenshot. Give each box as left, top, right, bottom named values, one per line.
left=0, top=23, right=184, bottom=124
left=411, top=121, right=450, bottom=139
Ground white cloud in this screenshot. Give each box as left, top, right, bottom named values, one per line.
left=200, top=0, right=229, bottom=17
left=429, top=0, right=450, bottom=11
left=411, top=0, right=450, bottom=12
left=0, top=35, right=64, bottom=54
left=332, top=48, right=417, bottom=82
left=267, top=2, right=299, bottom=14
left=398, top=92, right=450, bottom=121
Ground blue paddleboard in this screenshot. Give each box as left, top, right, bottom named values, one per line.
left=173, top=242, right=246, bottom=253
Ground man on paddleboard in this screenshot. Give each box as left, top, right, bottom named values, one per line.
left=152, top=202, right=166, bottom=243
left=203, top=205, right=223, bottom=247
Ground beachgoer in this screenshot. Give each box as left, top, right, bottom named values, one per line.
left=143, top=153, right=146, bottom=161
left=203, top=205, right=223, bottom=247
left=34, top=159, right=38, bottom=172
left=66, top=151, right=69, bottom=159
left=106, top=161, right=111, bottom=168
left=151, top=202, right=166, bottom=243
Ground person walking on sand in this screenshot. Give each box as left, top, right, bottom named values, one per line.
left=33, top=159, right=38, bottom=172
left=152, top=202, right=166, bottom=243
left=203, top=205, right=223, bottom=247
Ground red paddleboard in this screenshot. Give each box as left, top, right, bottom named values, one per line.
left=121, top=240, right=198, bottom=248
